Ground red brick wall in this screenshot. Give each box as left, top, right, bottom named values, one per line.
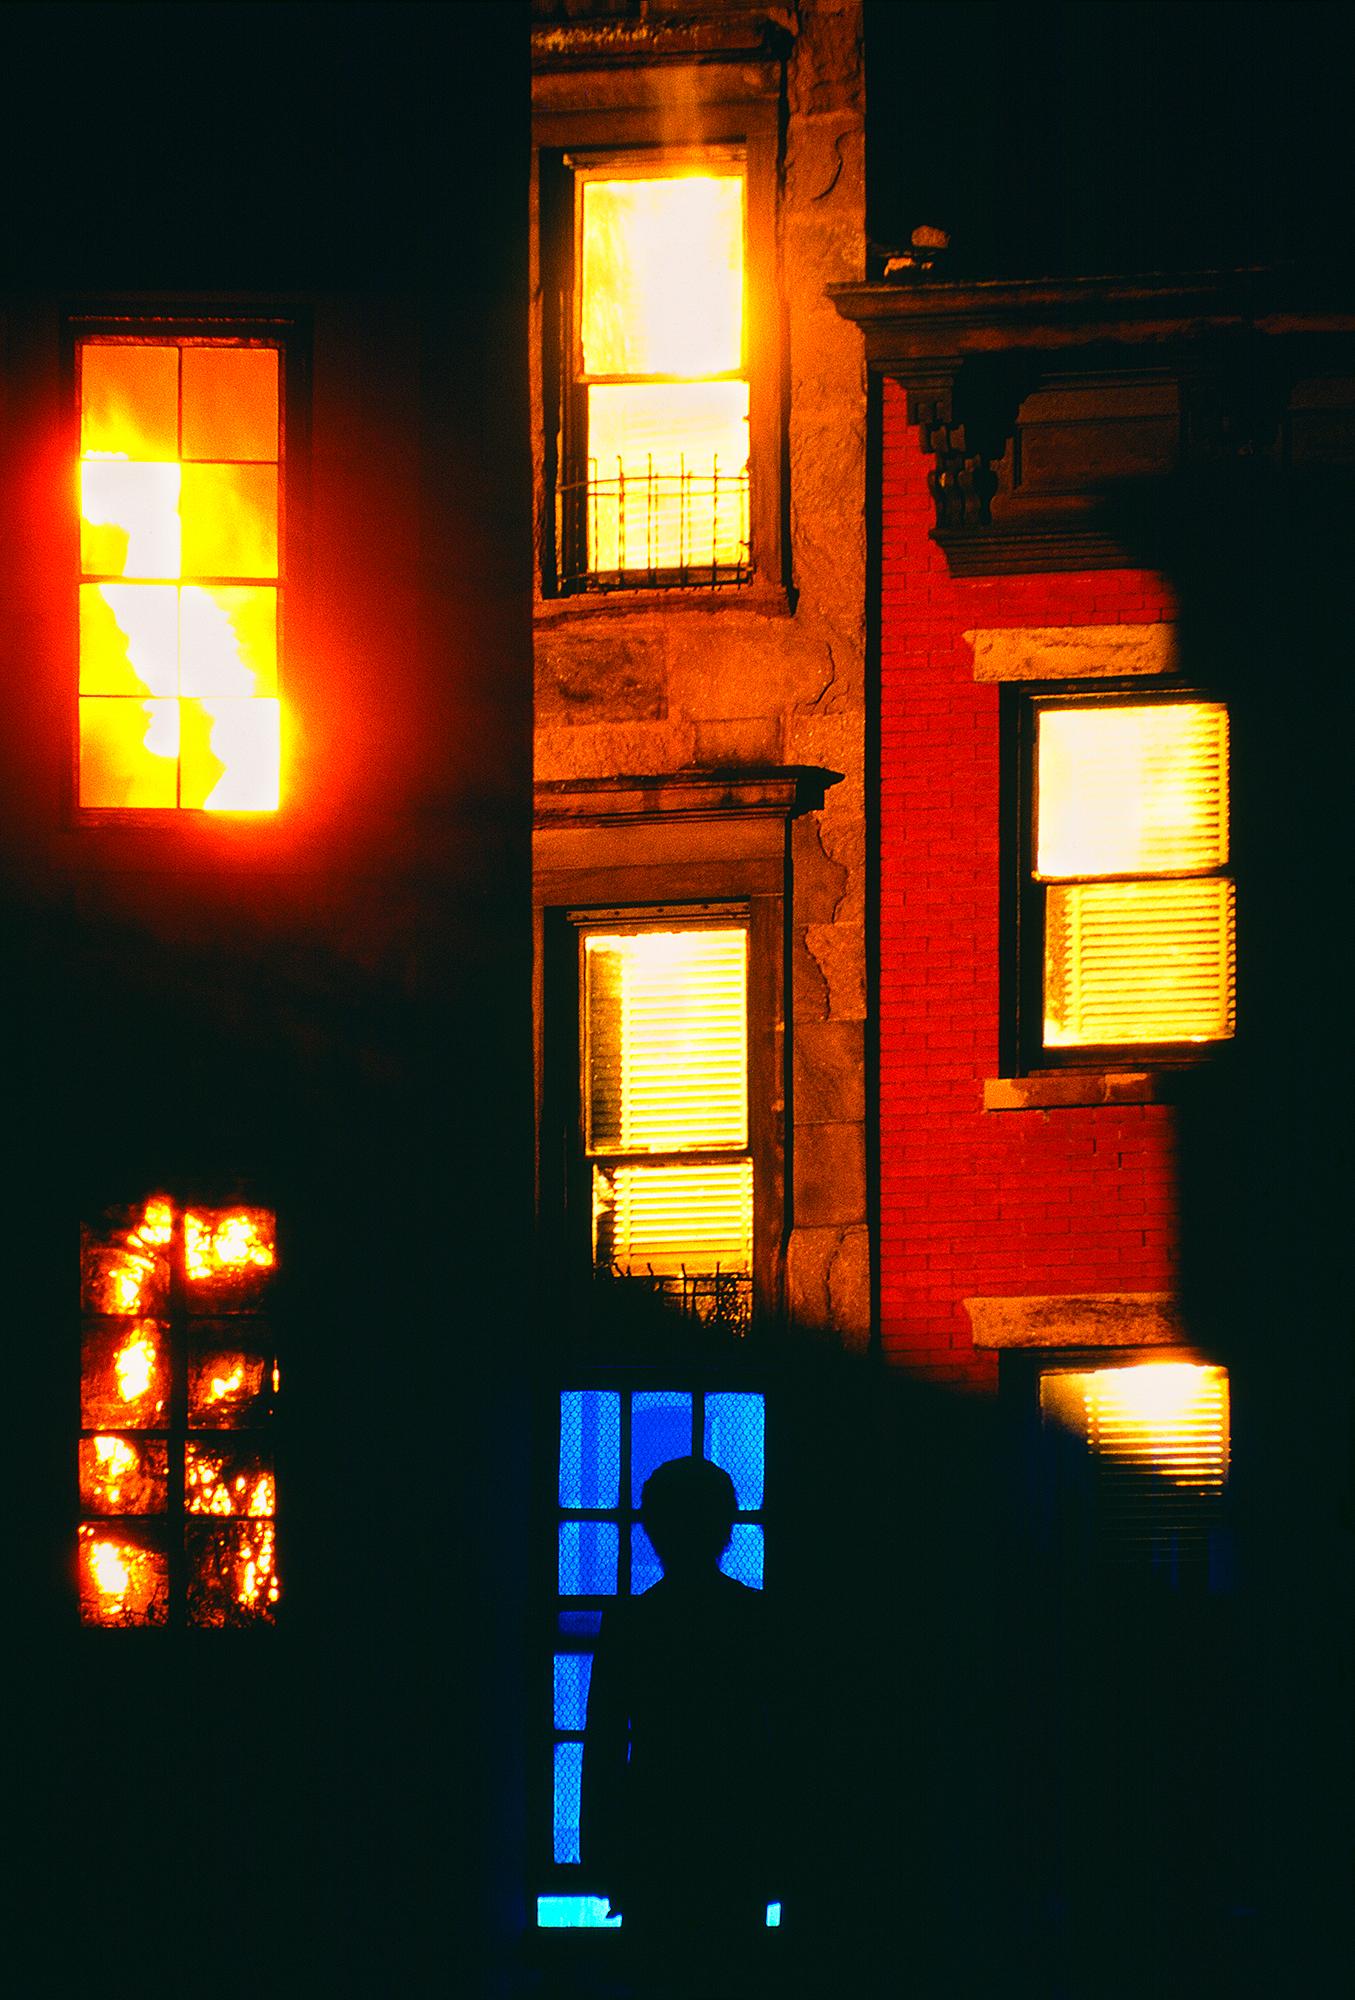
left=877, top=379, right=1180, bottom=1385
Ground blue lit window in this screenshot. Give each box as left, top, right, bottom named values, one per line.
left=544, top=1383, right=768, bottom=1913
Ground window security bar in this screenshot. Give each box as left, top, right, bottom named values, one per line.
left=560, top=455, right=751, bottom=591
left=596, top=1261, right=753, bottom=1335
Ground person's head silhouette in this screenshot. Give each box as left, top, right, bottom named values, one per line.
left=640, top=1456, right=737, bottom=1580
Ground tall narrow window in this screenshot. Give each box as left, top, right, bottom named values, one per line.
left=79, top=1194, right=280, bottom=1626
left=562, top=156, right=750, bottom=589
left=542, top=1385, right=768, bottom=1926
left=584, top=923, right=752, bottom=1329
left=77, top=335, right=283, bottom=812
left=1028, top=696, right=1234, bottom=1056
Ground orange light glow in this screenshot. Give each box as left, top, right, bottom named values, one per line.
left=77, top=338, right=282, bottom=811
left=1042, top=1363, right=1230, bottom=1491
left=184, top=1208, right=277, bottom=1285
left=115, top=1336, right=155, bottom=1403
left=581, top=176, right=743, bottom=378
left=79, top=1434, right=168, bottom=1514
left=78, top=1523, right=168, bottom=1625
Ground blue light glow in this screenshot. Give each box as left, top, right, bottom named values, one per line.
left=718, top=1522, right=764, bottom=1588
left=535, top=1898, right=783, bottom=1930
left=559, top=1390, right=621, bottom=1509
left=558, top=1519, right=619, bottom=1596
left=630, top=1390, right=693, bottom=1505
left=553, top=1741, right=583, bottom=1863
left=703, top=1393, right=765, bottom=1509
left=553, top=1652, right=593, bottom=1731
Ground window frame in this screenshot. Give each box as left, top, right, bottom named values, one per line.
left=543, top=897, right=783, bottom=1343
left=538, top=124, right=782, bottom=600
left=64, top=309, right=304, bottom=827
left=1008, top=679, right=1236, bottom=1072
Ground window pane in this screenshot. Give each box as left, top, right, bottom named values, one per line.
left=78, top=698, right=179, bottom=807
left=180, top=463, right=278, bottom=579
left=537, top=1895, right=622, bottom=1929
left=558, top=1520, right=619, bottom=1596
left=79, top=584, right=179, bottom=696
left=179, top=696, right=281, bottom=811
left=586, top=381, right=749, bottom=574
left=631, top=1521, right=664, bottom=1597
left=593, top=1158, right=753, bottom=1277
left=180, top=585, right=277, bottom=696
left=80, top=1322, right=170, bottom=1429
left=78, top=1523, right=169, bottom=1625
left=553, top=1741, right=584, bottom=1864
left=80, top=343, right=178, bottom=459
left=183, top=1209, right=277, bottom=1310
left=719, top=1523, right=764, bottom=1589
left=1041, top=1364, right=1230, bottom=1567
left=559, top=1390, right=621, bottom=1509
left=81, top=1217, right=172, bottom=1318
left=80, top=460, right=182, bottom=580
left=79, top=1435, right=168, bottom=1515
left=185, top=1442, right=276, bottom=1518
left=558, top=1610, right=603, bottom=1638
left=181, top=345, right=278, bottom=462
left=1036, top=703, right=1229, bottom=878
left=553, top=1652, right=593, bottom=1731
left=703, top=1392, right=765, bottom=1510
left=187, top=1335, right=274, bottom=1428
left=186, top=1520, right=280, bottom=1626
left=586, top=929, right=747, bottom=1154
left=1044, top=879, right=1236, bottom=1045
left=580, top=175, right=743, bottom=377
left=630, top=1390, right=693, bottom=1505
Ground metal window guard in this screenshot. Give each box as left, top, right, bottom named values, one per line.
left=596, top=1262, right=753, bottom=1335
left=560, top=456, right=752, bottom=592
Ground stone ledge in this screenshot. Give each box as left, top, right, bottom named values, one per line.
left=965, top=1293, right=1185, bottom=1349
left=965, top=624, right=1178, bottom=683
left=983, top=1071, right=1175, bottom=1111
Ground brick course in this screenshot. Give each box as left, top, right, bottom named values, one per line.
left=877, top=380, right=1180, bottom=1385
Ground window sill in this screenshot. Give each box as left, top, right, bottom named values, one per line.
left=964, top=1292, right=1185, bottom=1349
left=982, top=1070, right=1178, bottom=1112
left=534, top=579, right=794, bottom=623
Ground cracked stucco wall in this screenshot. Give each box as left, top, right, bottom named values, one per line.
left=532, top=0, right=868, bottom=1348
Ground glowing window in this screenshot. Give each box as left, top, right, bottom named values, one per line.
left=77, top=336, right=283, bottom=812
left=547, top=1386, right=766, bottom=1891
left=584, top=924, right=752, bottom=1325
left=1032, top=697, right=1234, bottom=1051
left=78, top=1195, right=280, bottom=1627
left=562, top=157, right=750, bottom=588
left=1040, top=1361, right=1230, bottom=1576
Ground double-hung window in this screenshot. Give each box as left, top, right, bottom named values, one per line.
left=557, top=152, right=752, bottom=591
left=581, top=918, right=754, bottom=1331
left=75, top=330, right=284, bottom=813
left=1021, top=692, right=1235, bottom=1063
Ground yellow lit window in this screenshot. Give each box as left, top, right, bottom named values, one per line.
left=567, top=158, right=750, bottom=586
left=79, top=1195, right=280, bottom=1627
left=1034, top=699, right=1235, bottom=1049
left=584, top=925, right=752, bottom=1322
left=1040, top=1361, right=1230, bottom=1566
left=77, top=337, right=283, bottom=812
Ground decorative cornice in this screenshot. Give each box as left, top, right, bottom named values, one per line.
left=534, top=765, right=841, bottom=829
left=532, top=10, right=793, bottom=73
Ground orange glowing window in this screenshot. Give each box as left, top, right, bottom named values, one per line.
left=76, top=336, right=283, bottom=812
left=562, top=155, right=750, bottom=588
left=583, top=923, right=753, bottom=1328
left=1029, top=696, right=1235, bottom=1053
left=78, top=1195, right=280, bottom=1627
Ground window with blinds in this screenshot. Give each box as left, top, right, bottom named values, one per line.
left=1034, top=699, right=1235, bottom=1050
left=583, top=926, right=752, bottom=1303
left=1040, top=1362, right=1230, bottom=1572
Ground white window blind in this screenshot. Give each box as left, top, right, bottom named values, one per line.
left=583, top=927, right=752, bottom=1280
left=1041, top=1362, right=1230, bottom=1557
left=1036, top=701, right=1234, bottom=1048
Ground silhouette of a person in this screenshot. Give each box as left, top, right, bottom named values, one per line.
left=581, top=1455, right=780, bottom=1998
